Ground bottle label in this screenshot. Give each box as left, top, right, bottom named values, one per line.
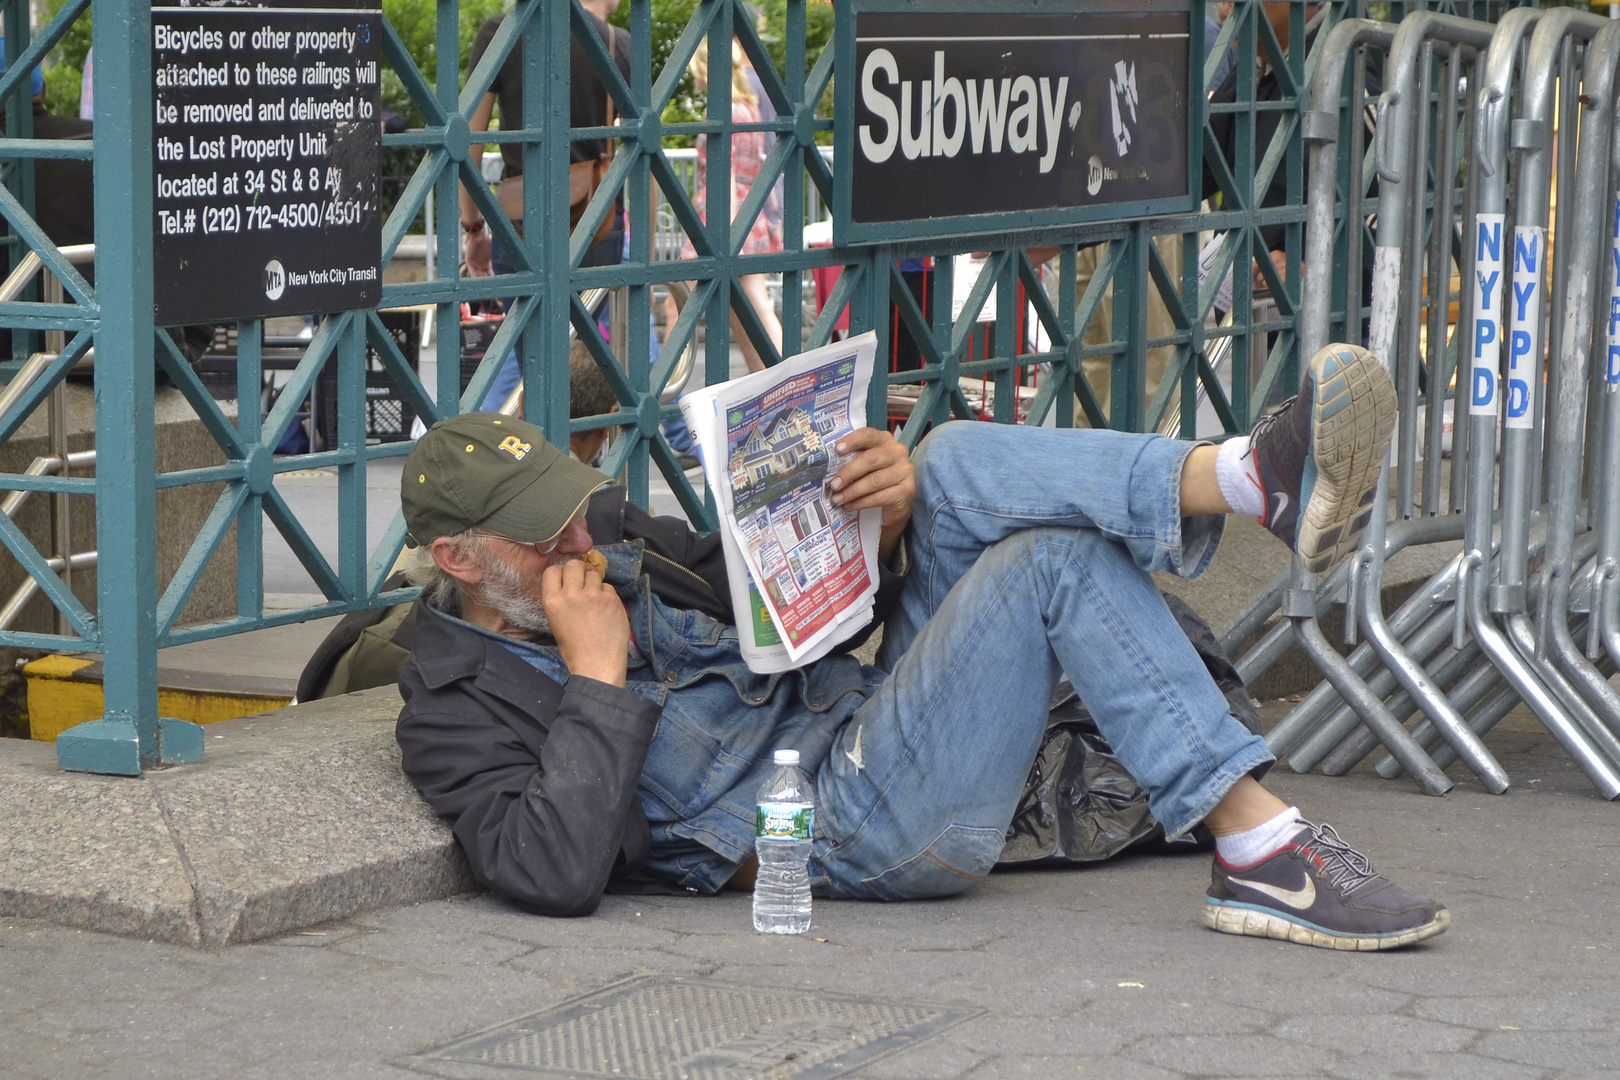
left=756, top=803, right=813, bottom=840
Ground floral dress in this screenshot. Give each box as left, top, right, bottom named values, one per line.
left=682, top=100, right=783, bottom=257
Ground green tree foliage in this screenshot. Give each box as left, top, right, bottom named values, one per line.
left=607, top=0, right=700, bottom=139
left=753, top=0, right=836, bottom=98
left=40, top=0, right=92, bottom=117
left=381, top=0, right=508, bottom=128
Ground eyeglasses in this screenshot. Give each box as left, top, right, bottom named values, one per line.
left=470, top=509, right=586, bottom=556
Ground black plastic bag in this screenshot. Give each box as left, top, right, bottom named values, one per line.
left=998, top=593, right=1262, bottom=865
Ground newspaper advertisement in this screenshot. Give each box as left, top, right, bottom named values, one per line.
left=680, top=382, right=853, bottom=673
left=679, top=332, right=882, bottom=670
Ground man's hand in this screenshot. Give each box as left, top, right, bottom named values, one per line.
left=1253, top=248, right=1292, bottom=294
left=542, top=557, right=630, bottom=687
left=828, top=427, right=915, bottom=562
left=463, top=223, right=494, bottom=278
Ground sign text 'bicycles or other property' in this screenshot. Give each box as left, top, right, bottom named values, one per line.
left=151, top=4, right=383, bottom=324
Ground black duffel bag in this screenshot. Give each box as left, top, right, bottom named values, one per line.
left=997, top=593, right=1262, bottom=865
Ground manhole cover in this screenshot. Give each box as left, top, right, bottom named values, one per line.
left=413, top=975, right=983, bottom=1080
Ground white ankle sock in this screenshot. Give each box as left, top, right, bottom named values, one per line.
left=1214, top=436, right=1265, bottom=518
left=1214, top=806, right=1304, bottom=867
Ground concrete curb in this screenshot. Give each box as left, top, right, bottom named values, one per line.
left=24, top=655, right=296, bottom=741
left=0, top=686, right=474, bottom=946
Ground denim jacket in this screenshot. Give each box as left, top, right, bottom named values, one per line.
left=495, top=544, right=887, bottom=893
left=497, top=539, right=887, bottom=894
left=398, top=486, right=902, bottom=910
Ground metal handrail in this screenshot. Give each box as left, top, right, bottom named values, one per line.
left=0, top=243, right=94, bottom=304
left=0, top=241, right=98, bottom=638
left=0, top=552, right=97, bottom=632
left=0, top=449, right=98, bottom=632
left=0, top=449, right=96, bottom=519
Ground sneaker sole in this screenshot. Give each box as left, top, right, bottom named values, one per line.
left=1201, top=900, right=1450, bottom=951
left=1296, top=344, right=1398, bottom=574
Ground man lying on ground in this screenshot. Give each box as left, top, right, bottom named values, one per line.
left=394, top=343, right=1449, bottom=951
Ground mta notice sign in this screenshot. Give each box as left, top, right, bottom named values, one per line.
left=152, top=7, right=382, bottom=325
left=834, top=3, right=1192, bottom=244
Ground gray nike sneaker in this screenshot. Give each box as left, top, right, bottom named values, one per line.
left=1246, top=343, right=1398, bottom=573
left=1203, top=820, right=1450, bottom=951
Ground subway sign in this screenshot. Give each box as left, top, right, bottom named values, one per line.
left=833, top=1, right=1193, bottom=245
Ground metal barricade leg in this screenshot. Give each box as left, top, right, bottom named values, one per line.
left=1532, top=24, right=1620, bottom=738
left=1423, top=682, right=1534, bottom=774
left=1356, top=14, right=1506, bottom=790
left=1316, top=608, right=1485, bottom=774
left=1282, top=15, right=1462, bottom=794
left=1377, top=659, right=1511, bottom=779
left=1442, top=9, right=1620, bottom=797
left=1287, top=591, right=1453, bottom=793
left=1268, top=522, right=1467, bottom=761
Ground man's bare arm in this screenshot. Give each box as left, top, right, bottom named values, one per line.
left=459, top=90, right=499, bottom=277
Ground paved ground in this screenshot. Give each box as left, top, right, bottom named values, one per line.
left=3, top=703, right=1616, bottom=1080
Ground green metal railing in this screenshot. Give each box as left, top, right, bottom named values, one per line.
left=0, top=0, right=1497, bottom=773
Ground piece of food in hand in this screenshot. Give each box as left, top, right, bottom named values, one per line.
left=581, top=549, right=608, bottom=577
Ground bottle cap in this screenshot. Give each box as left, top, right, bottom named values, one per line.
left=773, top=749, right=800, bottom=765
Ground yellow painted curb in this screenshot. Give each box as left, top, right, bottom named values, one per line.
left=26, top=656, right=293, bottom=741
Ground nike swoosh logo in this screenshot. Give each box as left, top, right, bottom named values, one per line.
left=1268, top=490, right=1290, bottom=525
left=1229, top=875, right=1316, bottom=910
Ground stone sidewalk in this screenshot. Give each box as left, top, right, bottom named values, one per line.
left=2, top=702, right=1616, bottom=1080
left=0, top=687, right=468, bottom=947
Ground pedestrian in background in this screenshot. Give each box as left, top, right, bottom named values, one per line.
left=459, top=4, right=631, bottom=409
left=677, top=38, right=784, bottom=374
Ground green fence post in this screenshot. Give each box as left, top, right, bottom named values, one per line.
left=58, top=0, right=200, bottom=773
left=2, top=0, right=35, bottom=364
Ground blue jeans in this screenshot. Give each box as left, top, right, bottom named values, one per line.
left=807, top=423, right=1274, bottom=900
left=479, top=226, right=626, bottom=411
left=477, top=228, right=693, bottom=456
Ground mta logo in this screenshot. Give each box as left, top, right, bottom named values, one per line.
left=497, top=435, right=532, bottom=460
left=1109, top=60, right=1138, bottom=157
left=263, top=260, right=286, bottom=301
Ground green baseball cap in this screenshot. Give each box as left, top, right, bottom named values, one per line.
left=401, top=412, right=608, bottom=546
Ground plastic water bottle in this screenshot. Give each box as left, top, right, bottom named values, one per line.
left=753, top=748, right=814, bottom=934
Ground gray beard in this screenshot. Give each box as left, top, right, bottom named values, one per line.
left=470, top=548, right=553, bottom=636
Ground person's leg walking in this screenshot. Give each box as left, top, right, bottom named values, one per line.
left=478, top=236, right=523, bottom=412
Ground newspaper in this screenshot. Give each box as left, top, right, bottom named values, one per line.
left=679, top=332, right=882, bottom=671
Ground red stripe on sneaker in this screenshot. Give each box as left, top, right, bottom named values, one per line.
left=1215, top=842, right=1306, bottom=872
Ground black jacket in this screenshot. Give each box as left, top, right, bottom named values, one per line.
left=469, top=11, right=631, bottom=174
left=395, top=487, right=899, bottom=915
left=398, top=595, right=661, bottom=916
